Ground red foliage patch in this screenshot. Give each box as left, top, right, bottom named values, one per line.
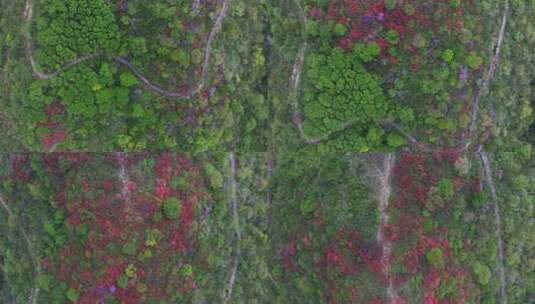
left=155, top=179, right=171, bottom=199
left=10, top=154, right=31, bottom=182
left=390, top=154, right=475, bottom=302
left=38, top=154, right=207, bottom=302
left=314, top=0, right=467, bottom=65
left=155, top=153, right=173, bottom=180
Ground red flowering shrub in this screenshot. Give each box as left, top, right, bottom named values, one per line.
left=36, top=154, right=207, bottom=302
left=388, top=153, right=478, bottom=302
left=310, top=0, right=467, bottom=77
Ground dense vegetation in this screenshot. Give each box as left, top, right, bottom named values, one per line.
left=0, top=0, right=269, bottom=151
left=0, top=0, right=534, bottom=303
left=303, top=46, right=390, bottom=145
left=34, top=0, right=120, bottom=69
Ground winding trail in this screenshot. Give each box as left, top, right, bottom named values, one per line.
left=222, top=152, right=241, bottom=304
left=0, top=191, right=41, bottom=304
left=288, top=0, right=323, bottom=144
left=382, top=121, right=434, bottom=153
left=286, top=0, right=432, bottom=149
left=289, top=43, right=317, bottom=144
left=466, top=0, right=510, bottom=147
left=23, top=0, right=99, bottom=80
left=478, top=149, right=507, bottom=304
left=374, top=154, right=398, bottom=303
left=287, top=0, right=361, bottom=146
left=23, top=0, right=229, bottom=98
left=113, top=0, right=229, bottom=98
left=288, top=0, right=510, bottom=154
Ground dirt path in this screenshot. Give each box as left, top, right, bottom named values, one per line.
left=116, top=152, right=130, bottom=203
left=464, top=0, right=510, bottom=150
left=0, top=191, right=41, bottom=304
left=289, top=43, right=317, bottom=143
left=0, top=192, right=13, bottom=218
left=288, top=0, right=354, bottom=145
left=24, top=230, right=40, bottom=304
left=290, top=43, right=360, bottom=145
left=383, top=121, right=434, bottom=153
left=374, top=154, right=398, bottom=303
left=478, top=149, right=507, bottom=304
left=23, top=0, right=229, bottom=99
left=222, top=152, right=241, bottom=304
left=288, top=0, right=324, bottom=144
left=384, top=0, right=509, bottom=154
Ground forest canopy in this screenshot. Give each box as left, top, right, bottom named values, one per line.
left=303, top=46, right=389, bottom=140
left=35, top=0, right=120, bottom=69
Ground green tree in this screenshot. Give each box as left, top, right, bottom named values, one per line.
left=128, top=37, right=148, bottom=56
left=385, top=29, right=399, bottom=44
left=466, top=52, right=483, bottom=69
left=442, top=49, right=455, bottom=63
left=36, top=274, right=51, bottom=292
left=438, top=178, right=454, bottom=200
left=303, top=48, right=389, bottom=140
left=398, top=107, right=415, bottom=124
left=170, top=49, right=191, bottom=68
left=180, top=264, right=193, bottom=277
left=334, top=23, right=347, bottom=36
left=117, top=274, right=129, bottom=289
left=120, top=73, right=139, bottom=87
left=163, top=198, right=181, bottom=219
left=122, top=242, right=137, bottom=256
left=36, top=0, right=120, bottom=68
left=472, top=262, right=491, bottom=285
left=204, top=163, right=223, bottom=189
left=353, top=42, right=381, bottom=62
left=426, top=247, right=444, bottom=267
left=66, top=287, right=80, bottom=302
left=386, top=0, right=397, bottom=11
left=300, top=198, right=316, bottom=216
left=386, top=133, right=406, bottom=148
